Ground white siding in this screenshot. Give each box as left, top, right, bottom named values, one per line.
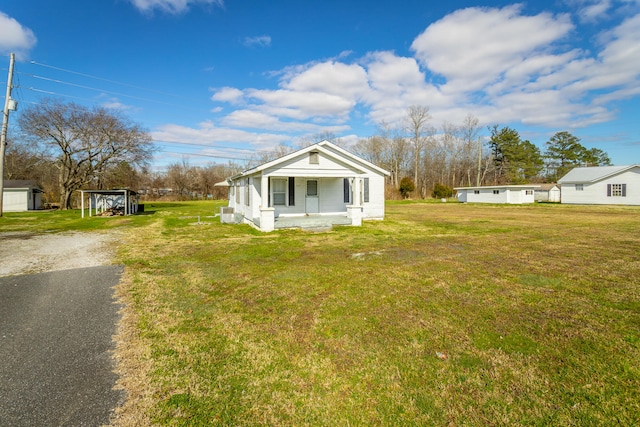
left=265, top=151, right=358, bottom=178
left=3, top=190, right=28, bottom=212
left=455, top=186, right=537, bottom=204
left=562, top=169, right=640, bottom=205
left=364, top=173, right=386, bottom=219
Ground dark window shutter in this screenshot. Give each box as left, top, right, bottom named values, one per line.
left=622, top=184, right=627, bottom=197
left=607, top=184, right=611, bottom=197
left=364, top=178, right=370, bottom=203
left=288, top=177, right=295, bottom=206
left=343, top=178, right=350, bottom=203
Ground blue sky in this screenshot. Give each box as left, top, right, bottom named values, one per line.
left=1, top=0, right=639, bottom=170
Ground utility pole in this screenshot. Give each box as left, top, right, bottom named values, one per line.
left=0, top=53, right=16, bottom=217
left=476, top=137, right=482, bottom=187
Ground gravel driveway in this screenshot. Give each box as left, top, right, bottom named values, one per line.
left=0, top=230, right=124, bottom=426
left=0, top=231, right=116, bottom=277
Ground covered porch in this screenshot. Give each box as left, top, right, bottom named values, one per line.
left=252, top=174, right=365, bottom=232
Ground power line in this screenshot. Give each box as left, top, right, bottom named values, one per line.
left=27, top=74, right=184, bottom=107
left=152, top=139, right=259, bottom=153
left=154, top=150, right=250, bottom=161
left=29, top=60, right=186, bottom=99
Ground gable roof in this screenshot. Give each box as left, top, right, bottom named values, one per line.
left=454, top=185, right=540, bottom=190
left=558, top=165, right=640, bottom=183
left=4, top=180, right=43, bottom=191
left=537, top=183, right=560, bottom=191
left=229, top=140, right=390, bottom=180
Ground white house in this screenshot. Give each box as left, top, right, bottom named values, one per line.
left=221, top=140, right=390, bottom=231
left=534, top=183, right=561, bottom=203
left=558, top=165, right=640, bottom=205
left=454, top=185, right=539, bottom=204
left=2, top=180, right=44, bottom=212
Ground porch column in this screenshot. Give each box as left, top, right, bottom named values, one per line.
left=261, top=175, right=269, bottom=208
left=259, top=207, right=275, bottom=232
left=347, top=177, right=363, bottom=226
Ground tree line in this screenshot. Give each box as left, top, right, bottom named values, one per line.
left=353, top=106, right=611, bottom=199
left=4, top=100, right=611, bottom=208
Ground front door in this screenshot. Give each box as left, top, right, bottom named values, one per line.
left=305, top=180, right=319, bottom=214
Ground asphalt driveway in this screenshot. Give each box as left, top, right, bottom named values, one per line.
left=0, top=265, right=124, bottom=426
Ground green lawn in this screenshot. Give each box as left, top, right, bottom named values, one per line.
left=3, top=201, right=639, bottom=426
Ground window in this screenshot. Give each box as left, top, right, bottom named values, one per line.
left=343, top=178, right=350, bottom=203
left=363, top=178, right=370, bottom=203
left=575, top=184, right=584, bottom=191
left=309, top=152, right=319, bottom=164
left=474, top=190, right=480, bottom=194
left=493, top=190, right=500, bottom=195
left=288, top=177, right=295, bottom=206
left=607, top=183, right=626, bottom=197
left=245, top=179, right=250, bottom=206
left=307, top=180, right=318, bottom=197
left=272, top=178, right=287, bottom=205
left=235, top=184, right=240, bottom=203
left=525, top=190, right=533, bottom=195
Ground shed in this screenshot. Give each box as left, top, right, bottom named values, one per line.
left=79, top=189, right=139, bottom=217
left=2, top=180, right=44, bottom=212
left=534, top=184, right=561, bottom=202
left=222, top=140, right=390, bottom=231
left=558, top=165, right=640, bottom=205
left=454, top=185, right=540, bottom=204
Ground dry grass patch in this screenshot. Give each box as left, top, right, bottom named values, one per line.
left=111, top=201, right=640, bottom=426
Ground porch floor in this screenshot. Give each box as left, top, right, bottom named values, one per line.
left=274, top=214, right=352, bottom=230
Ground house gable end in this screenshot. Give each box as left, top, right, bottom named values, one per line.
left=558, top=165, right=640, bottom=183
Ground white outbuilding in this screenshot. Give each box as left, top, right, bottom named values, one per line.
left=221, top=140, right=390, bottom=231
left=454, top=185, right=539, bottom=204
left=558, top=165, right=640, bottom=205
left=534, top=183, right=561, bottom=203
left=2, top=180, right=44, bottom=212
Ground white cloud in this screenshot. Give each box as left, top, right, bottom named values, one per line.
left=129, top=0, right=223, bottom=14
left=245, top=88, right=355, bottom=120
left=152, top=121, right=288, bottom=150
left=410, top=5, right=574, bottom=92
left=211, top=87, right=244, bottom=103
left=284, top=61, right=369, bottom=99
left=0, top=12, right=37, bottom=59
left=361, top=51, right=443, bottom=123
left=221, top=109, right=350, bottom=133
left=243, top=35, right=271, bottom=47
left=168, top=4, right=640, bottom=152
left=575, top=0, right=613, bottom=22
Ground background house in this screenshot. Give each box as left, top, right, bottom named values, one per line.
left=558, top=165, right=640, bottom=205
left=535, top=184, right=561, bottom=203
left=222, top=140, right=390, bottom=231
left=454, top=185, right=539, bottom=204
left=2, top=180, right=44, bottom=212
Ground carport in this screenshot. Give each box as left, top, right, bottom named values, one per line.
left=79, top=189, right=139, bottom=217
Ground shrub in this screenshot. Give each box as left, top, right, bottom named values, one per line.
left=399, top=177, right=415, bottom=199
left=432, top=183, right=454, bottom=199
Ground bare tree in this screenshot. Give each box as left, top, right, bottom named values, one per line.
left=459, top=114, right=481, bottom=186
left=17, top=99, right=153, bottom=209
left=295, top=131, right=347, bottom=149
left=405, top=105, right=432, bottom=197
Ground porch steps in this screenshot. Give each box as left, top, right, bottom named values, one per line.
left=274, top=215, right=352, bottom=230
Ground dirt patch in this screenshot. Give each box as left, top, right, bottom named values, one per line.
left=0, top=231, right=117, bottom=277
